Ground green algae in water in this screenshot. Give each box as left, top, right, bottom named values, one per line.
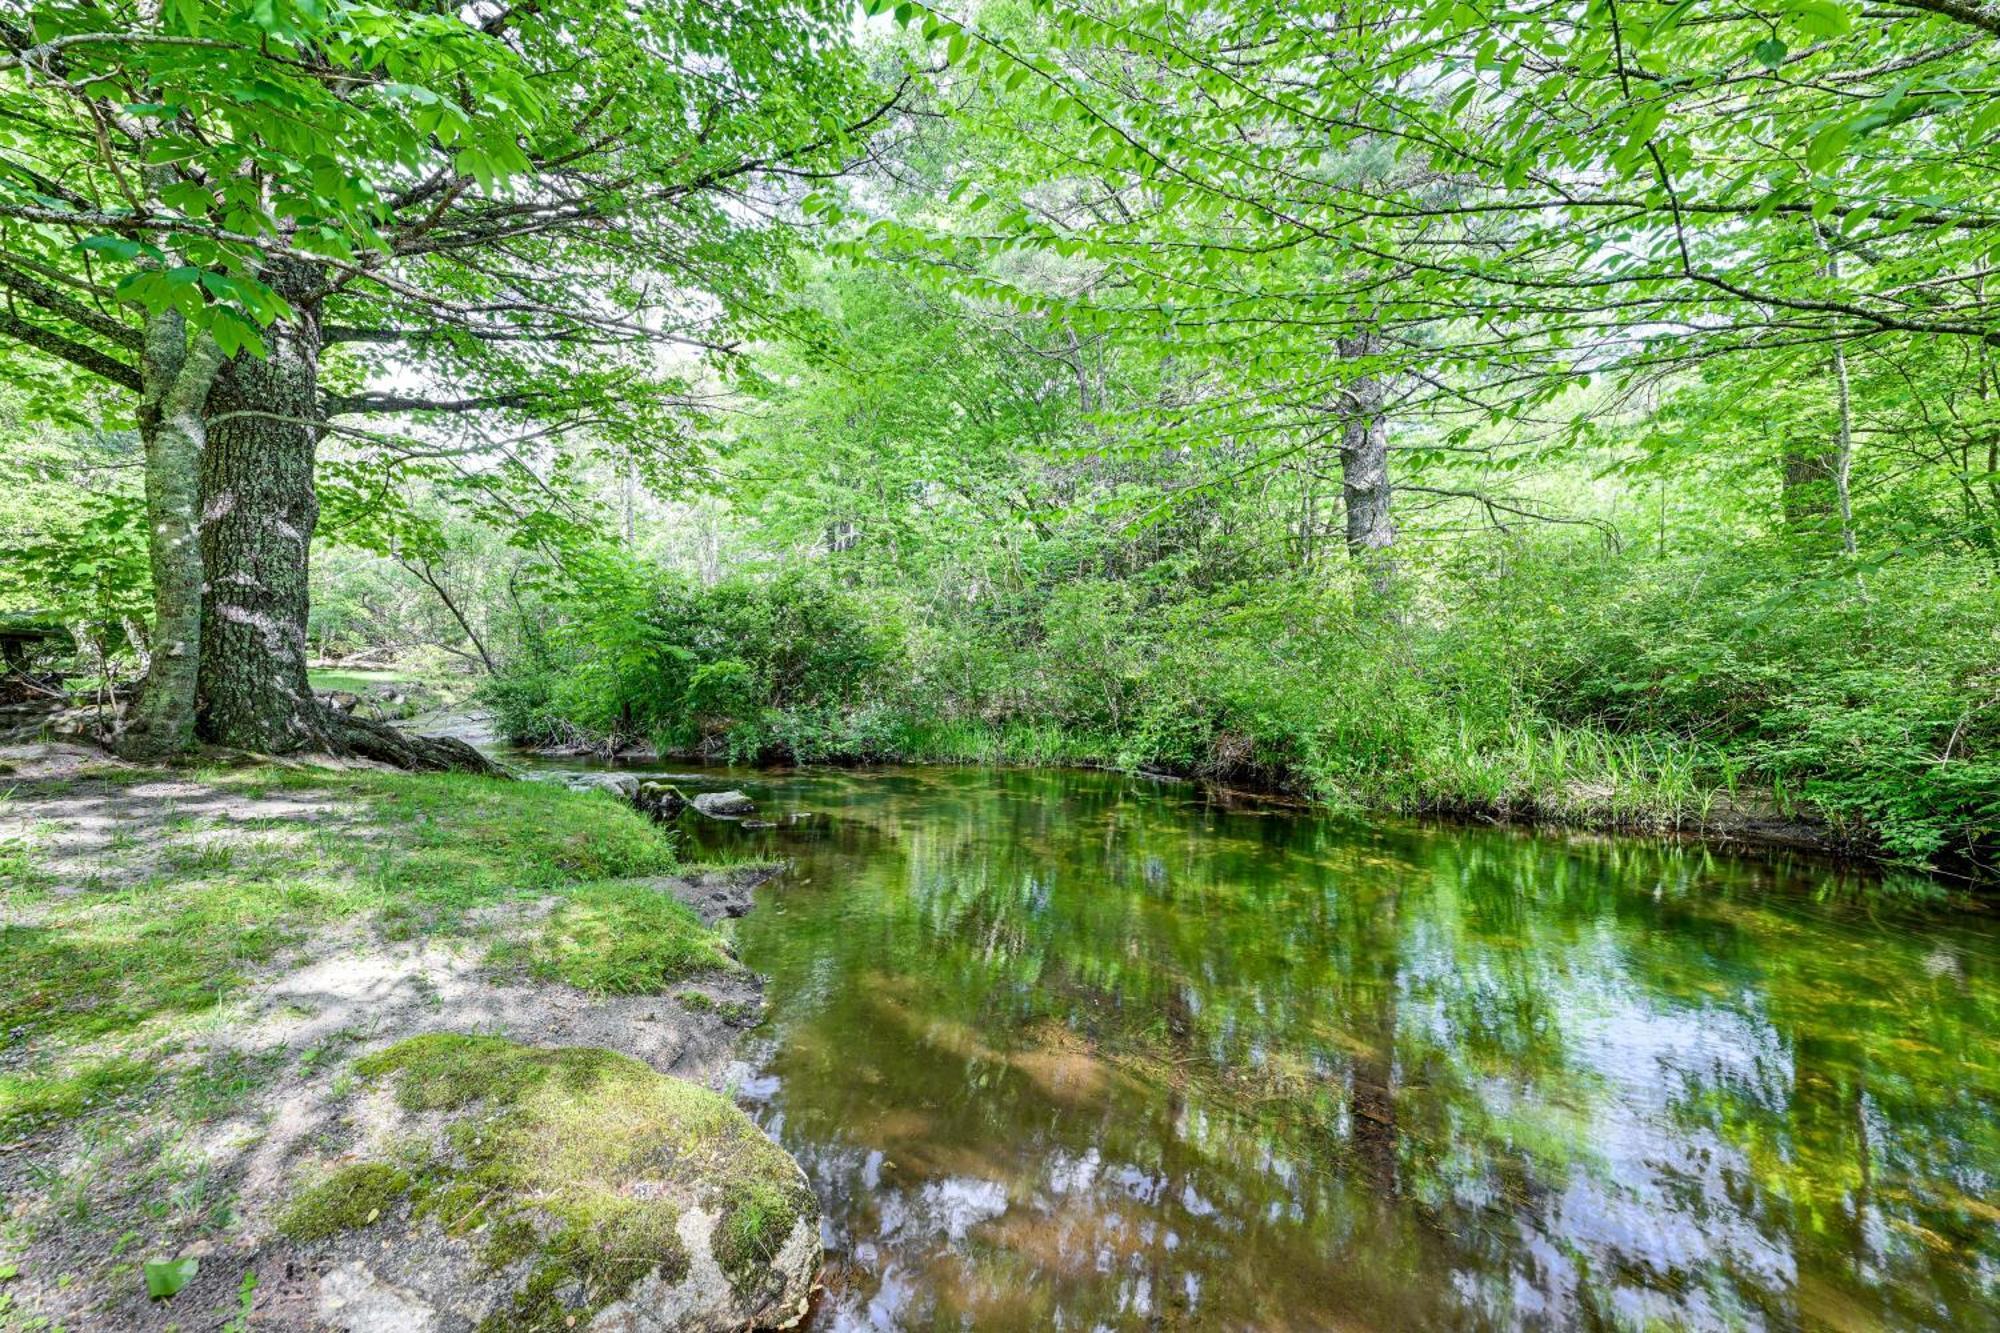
left=648, top=762, right=2000, bottom=1331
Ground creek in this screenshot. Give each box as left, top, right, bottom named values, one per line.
left=528, top=759, right=1999, bottom=1330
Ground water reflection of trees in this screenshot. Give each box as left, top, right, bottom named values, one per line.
left=733, top=769, right=1999, bottom=1330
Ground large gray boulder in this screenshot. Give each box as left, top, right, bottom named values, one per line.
left=558, top=772, right=642, bottom=800
left=278, top=1035, right=819, bottom=1332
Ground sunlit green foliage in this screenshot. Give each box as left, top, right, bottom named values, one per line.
left=491, top=562, right=894, bottom=759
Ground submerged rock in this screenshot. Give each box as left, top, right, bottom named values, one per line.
left=550, top=772, right=642, bottom=800
left=691, top=790, right=756, bottom=818
left=279, top=1034, right=819, bottom=1332
left=644, top=866, right=786, bottom=924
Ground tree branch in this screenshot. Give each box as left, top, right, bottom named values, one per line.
left=1883, top=0, right=2000, bottom=37
left=324, top=389, right=549, bottom=416
left=0, top=259, right=140, bottom=350
left=0, top=308, right=141, bottom=390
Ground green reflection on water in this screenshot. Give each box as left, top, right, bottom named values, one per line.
left=670, top=765, right=2000, bottom=1332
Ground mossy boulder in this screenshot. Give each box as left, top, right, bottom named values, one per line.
left=281, top=1034, right=819, bottom=1332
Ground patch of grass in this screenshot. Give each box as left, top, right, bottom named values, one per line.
left=278, top=1163, right=413, bottom=1242
left=172, top=1048, right=289, bottom=1121
left=713, top=1178, right=811, bottom=1301
left=328, top=1034, right=810, bottom=1332
left=489, top=881, right=736, bottom=995
left=0, top=1057, right=157, bottom=1139
left=888, top=717, right=1122, bottom=769
left=0, top=768, right=681, bottom=1147
left=307, top=669, right=414, bottom=694
left=1, top=772, right=679, bottom=1051
left=0, top=814, right=54, bottom=904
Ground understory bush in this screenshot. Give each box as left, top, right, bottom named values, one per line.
left=490, top=564, right=895, bottom=760
left=490, top=544, right=1997, bottom=871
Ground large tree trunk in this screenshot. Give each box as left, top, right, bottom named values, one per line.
left=190, top=261, right=500, bottom=776
left=195, top=260, right=333, bottom=753
left=1337, top=334, right=1396, bottom=597
left=117, top=312, right=224, bottom=759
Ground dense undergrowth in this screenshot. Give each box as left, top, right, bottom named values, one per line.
left=489, top=544, right=1999, bottom=875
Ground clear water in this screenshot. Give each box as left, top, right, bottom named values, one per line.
left=637, top=763, right=1996, bottom=1330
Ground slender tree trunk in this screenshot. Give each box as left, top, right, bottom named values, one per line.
left=1337, top=334, right=1396, bottom=597
left=117, top=311, right=223, bottom=759
left=1829, top=341, right=1873, bottom=606
left=195, top=259, right=333, bottom=753
left=1831, top=345, right=1859, bottom=560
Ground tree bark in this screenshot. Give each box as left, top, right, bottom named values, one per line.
left=1337, top=334, right=1396, bottom=597
left=195, top=259, right=334, bottom=753
left=117, top=311, right=223, bottom=759
left=1780, top=439, right=1840, bottom=530
left=190, top=259, right=499, bottom=775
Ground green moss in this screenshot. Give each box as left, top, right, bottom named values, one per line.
left=279, top=1163, right=414, bottom=1241
left=488, top=882, right=737, bottom=996
left=322, top=1036, right=812, bottom=1331
left=714, top=1177, right=814, bottom=1301
left=481, top=1216, right=542, bottom=1271
left=676, top=990, right=760, bottom=1026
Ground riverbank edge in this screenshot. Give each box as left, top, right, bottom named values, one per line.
left=0, top=746, right=819, bottom=1331
left=517, top=729, right=1879, bottom=869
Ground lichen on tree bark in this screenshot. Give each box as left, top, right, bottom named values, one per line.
left=118, top=311, right=223, bottom=759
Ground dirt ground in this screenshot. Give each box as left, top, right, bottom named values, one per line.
left=0, top=746, right=783, bottom=1331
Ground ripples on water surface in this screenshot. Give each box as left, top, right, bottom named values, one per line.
left=656, top=764, right=1998, bottom=1331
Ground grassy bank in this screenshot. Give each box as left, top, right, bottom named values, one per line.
left=878, top=714, right=1746, bottom=831
left=0, top=763, right=724, bottom=1138
left=0, top=755, right=791, bottom=1329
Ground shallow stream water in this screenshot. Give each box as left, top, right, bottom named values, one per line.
left=542, top=759, right=2000, bottom=1330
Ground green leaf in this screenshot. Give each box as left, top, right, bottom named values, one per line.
left=1784, top=0, right=1851, bottom=37
left=1754, top=37, right=1787, bottom=69
left=144, top=1258, right=198, bottom=1300
left=80, top=235, right=147, bottom=263
left=1805, top=122, right=1851, bottom=172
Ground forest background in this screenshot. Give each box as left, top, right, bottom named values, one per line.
left=2, top=0, right=1996, bottom=877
